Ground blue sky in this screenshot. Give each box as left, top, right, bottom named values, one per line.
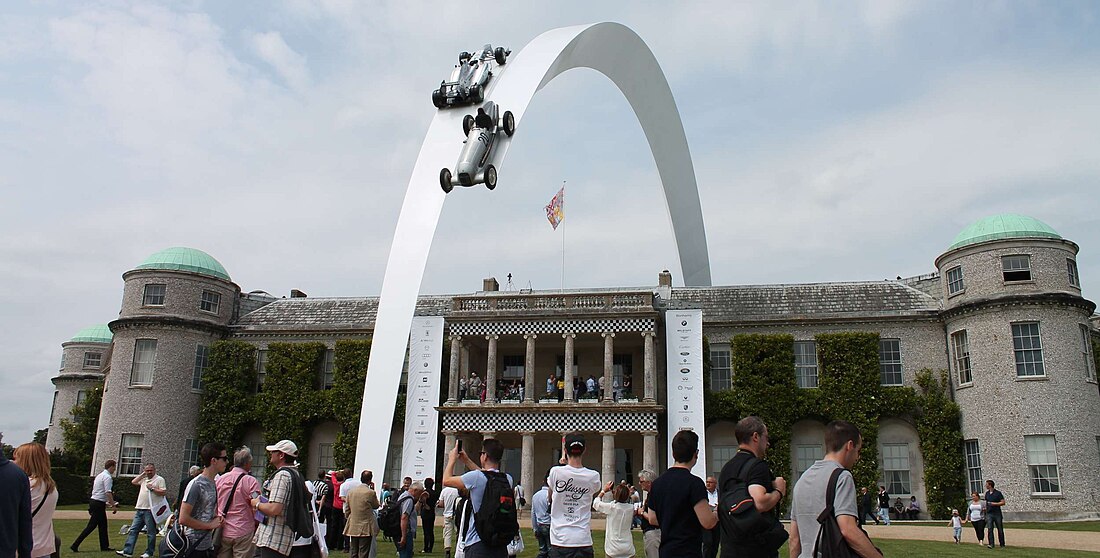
left=2, top=1, right=1099, bottom=445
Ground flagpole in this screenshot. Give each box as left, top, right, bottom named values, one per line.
left=561, top=180, right=566, bottom=292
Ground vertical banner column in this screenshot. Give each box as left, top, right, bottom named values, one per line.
left=403, top=316, right=444, bottom=481
left=664, top=309, right=706, bottom=480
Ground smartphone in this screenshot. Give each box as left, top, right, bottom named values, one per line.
left=456, top=439, right=463, bottom=452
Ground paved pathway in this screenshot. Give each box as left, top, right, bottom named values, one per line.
left=863, top=524, right=1100, bottom=553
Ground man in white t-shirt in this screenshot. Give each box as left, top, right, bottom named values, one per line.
left=119, top=463, right=167, bottom=558
left=547, top=433, right=601, bottom=558
left=438, top=485, right=460, bottom=558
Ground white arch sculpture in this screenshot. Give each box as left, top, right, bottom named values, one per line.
left=354, top=22, right=712, bottom=477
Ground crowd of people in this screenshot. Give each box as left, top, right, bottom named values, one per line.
left=0, top=421, right=1020, bottom=558
left=455, top=371, right=636, bottom=404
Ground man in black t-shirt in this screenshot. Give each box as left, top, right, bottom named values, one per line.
left=644, top=430, right=716, bottom=558
left=984, top=479, right=1006, bottom=548
left=717, top=416, right=787, bottom=558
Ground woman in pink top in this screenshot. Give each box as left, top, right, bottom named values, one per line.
left=13, top=443, right=58, bottom=558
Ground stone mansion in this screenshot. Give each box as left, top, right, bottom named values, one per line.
left=46, top=214, right=1100, bottom=520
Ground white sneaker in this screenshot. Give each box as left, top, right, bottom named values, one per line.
left=116, top=551, right=132, bottom=558
left=142, top=553, right=152, bottom=558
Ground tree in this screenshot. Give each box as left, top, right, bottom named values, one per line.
left=33, top=428, right=48, bottom=445
left=59, top=383, right=103, bottom=473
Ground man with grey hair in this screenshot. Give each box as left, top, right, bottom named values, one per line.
left=216, top=448, right=262, bottom=558
left=395, top=481, right=425, bottom=558
left=179, top=466, right=202, bottom=506
left=119, top=463, right=165, bottom=558
left=634, top=469, right=660, bottom=558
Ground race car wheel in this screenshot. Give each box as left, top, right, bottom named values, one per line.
left=495, top=47, right=507, bottom=65
left=502, top=111, right=515, bottom=137
left=484, top=164, right=497, bottom=190
left=432, top=88, right=445, bottom=108
left=440, top=168, right=454, bottom=193
left=462, top=115, right=475, bottom=137
left=470, top=84, right=484, bottom=104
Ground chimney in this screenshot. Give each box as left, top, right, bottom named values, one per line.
left=290, top=289, right=308, bottom=298
left=483, top=277, right=499, bottom=292
left=658, top=270, right=673, bottom=287
left=657, top=269, right=673, bottom=301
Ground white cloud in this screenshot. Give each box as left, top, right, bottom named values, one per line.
left=249, top=30, right=310, bottom=92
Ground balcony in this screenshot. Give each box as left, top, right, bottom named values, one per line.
left=452, top=290, right=654, bottom=316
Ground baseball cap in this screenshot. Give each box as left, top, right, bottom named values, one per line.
left=564, top=433, right=586, bottom=455
left=266, top=439, right=299, bottom=457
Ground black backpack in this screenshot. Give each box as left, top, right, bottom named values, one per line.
left=378, top=492, right=410, bottom=539
left=473, top=471, right=519, bottom=547
left=718, top=453, right=787, bottom=551
left=814, top=467, right=878, bottom=558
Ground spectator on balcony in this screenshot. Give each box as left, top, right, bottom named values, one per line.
left=459, top=376, right=468, bottom=401
left=546, top=374, right=556, bottom=399
left=557, top=376, right=565, bottom=402
left=586, top=376, right=597, bottom=397
left=622, top=377, right=632, bottom=398
left=612, top=377, right=622, bottom=402
left=598, top=376, right=606, bottom=400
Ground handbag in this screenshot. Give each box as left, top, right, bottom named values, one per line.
left=211, top=472, right=248, bottom=552
left=159, top=516, right=191, bottom=558
left=506, top=535, right=524, bottom=557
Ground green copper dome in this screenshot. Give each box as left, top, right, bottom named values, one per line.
left=70, top=324, right=113, bottom=344
left=949, top=214, right=1062, bottom=251
left=134, top=247, right=231, bottom=281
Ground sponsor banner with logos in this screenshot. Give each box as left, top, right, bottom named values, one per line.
left=402, top=316, right=444, bottom=480
left=664, top=309, right=706, bottom=479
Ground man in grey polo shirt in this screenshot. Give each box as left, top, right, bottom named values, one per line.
left=788, top=421, right=881, bottom=558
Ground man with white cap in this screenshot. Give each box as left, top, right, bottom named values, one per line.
left=251, top=440, right=305, bottom=558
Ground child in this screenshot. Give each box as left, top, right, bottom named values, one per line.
left=949, top=508, right=963, bottom=543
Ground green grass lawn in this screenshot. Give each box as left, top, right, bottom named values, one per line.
left=54, top=520, right=1100, bottom=558
left=58, top=504, right=135, bottom=512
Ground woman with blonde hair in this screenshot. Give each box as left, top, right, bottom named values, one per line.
left=13, top=443, right=58, bottom=558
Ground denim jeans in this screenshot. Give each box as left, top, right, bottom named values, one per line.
left=986, top=514, right=1005, bottom=546
left=534, top=524, right=551, bottom=558
left=394, top=534, right=414, bottom=558
left=122, top=509, right=157, bottom=557
left=878, top=507, right=891, bottom=525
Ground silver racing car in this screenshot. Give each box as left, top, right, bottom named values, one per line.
left=440, top=101, right=515, bottom=193
left=432, top=45, right=509, bottom=108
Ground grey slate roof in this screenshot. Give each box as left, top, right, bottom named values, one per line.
left=667, top=281, right=941, bottom=323
left=233, top=295, right=453, bottom=331
left=232, top=280, right=942, bottom=331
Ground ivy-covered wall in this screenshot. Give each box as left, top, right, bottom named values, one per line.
left=705, top=331, right=966, bottom=518
left=197, top=339, right=375, bottom=476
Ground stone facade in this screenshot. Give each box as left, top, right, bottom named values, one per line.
left=50, top=221, right=1100, bottom=519
left=46, top=338, right=110, bottom=451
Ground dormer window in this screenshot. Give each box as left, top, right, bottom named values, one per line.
left=1002, top=255, right=1032, bottom=282
left=142, top=283, right=166, bottom=306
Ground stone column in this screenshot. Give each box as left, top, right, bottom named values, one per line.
left=642, top=430, right=658, bottom=474
left=460, top=343, right=470, bottom=376
left=563, top=333, right=576, bottom=401
left=524, top=334, right=537, bottom=402
left=602, top=332, right=615, bottom=402
left=642, top=332, right=656, bottom=402
left=602, top=431, right=617, bottom=483
left=444, top=431, right=457, bottom=456
left=485, top=334, right=498, bottom=403
left=447, top=336, right=461, bottom=403
left=521, top=432, right=535, bottom=507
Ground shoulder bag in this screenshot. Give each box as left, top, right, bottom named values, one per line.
left=211, top=473, right=248, bottom=553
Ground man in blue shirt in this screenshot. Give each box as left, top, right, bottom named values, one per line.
left=443, top=439, right=514, bottom=558
left=984, top=480, right=1006, bottom=548
left=531, top=469, right=553, bottom=558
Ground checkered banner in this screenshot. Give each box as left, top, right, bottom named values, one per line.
left=448, top=317, right=655, bottom=337
left=441, top=410, right=658, bottom=433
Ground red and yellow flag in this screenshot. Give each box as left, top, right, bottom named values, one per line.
left=545, top=187, right=565, bottom=230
